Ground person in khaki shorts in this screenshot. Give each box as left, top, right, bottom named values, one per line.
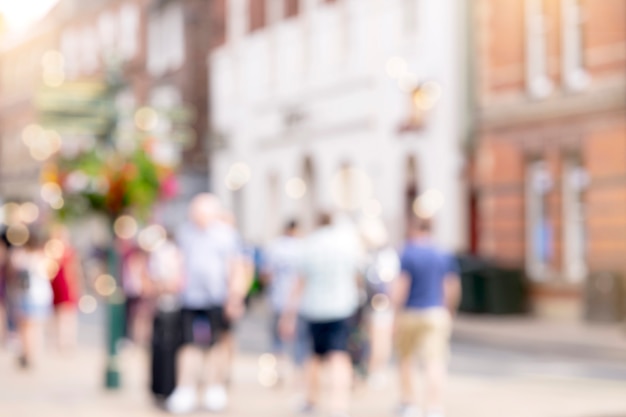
left=391, top=219, right=461, bottom=417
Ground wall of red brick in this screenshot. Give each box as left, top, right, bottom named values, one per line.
left=585, top=0, right=626, bottom=78
left=584, top=121, right=626, bottom=271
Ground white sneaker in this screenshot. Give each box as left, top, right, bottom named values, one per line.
left=165, top=386, right=197, bottom=415
left=203, top=384, right=229, bottom=412
left=396, top=404, right=421, bottom=417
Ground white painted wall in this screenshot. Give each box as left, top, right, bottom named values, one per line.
left=209, top=0, right=467, bottom=251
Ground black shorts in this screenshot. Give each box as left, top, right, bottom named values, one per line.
left=181, top=306, right=232, bottom=347
left=308, top=318, right=351, bottom=357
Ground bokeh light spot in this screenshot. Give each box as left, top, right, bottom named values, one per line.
left=41, top=182, right=62, bottom=205
left=94, top=274, right=117, bottom=297
left=371, top=294, right=391, bottom=312
left=45, top=239, right=66, bottom=260
left=134, top=107, right=160, bottom=131
left=19, top=202, right=39, bottom=224
left=285, top=177, right=307, bottom=200
left=413, top=189, right=445, bottom=219
left=79, top=295, right=98, bottom=314
left=330, top=167, right=373, bottom=211
left=7, top=224, right=30, bottom=247
left=114, top=215, right=138, bottom=240
left=138, top=225, right=167, bottom=252
left=225, top=162, right=252, bottom=191
left=386, top=56, right=408, bottom=79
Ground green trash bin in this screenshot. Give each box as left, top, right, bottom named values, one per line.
left=483, top=265, right=528, bottom=315
left=457, top=255, right=488, bottom=314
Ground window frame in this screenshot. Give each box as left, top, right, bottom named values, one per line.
left=525, top=0, right=553, bottom=99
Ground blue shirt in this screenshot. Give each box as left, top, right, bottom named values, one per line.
left=400, top=240, right=458, bottom=310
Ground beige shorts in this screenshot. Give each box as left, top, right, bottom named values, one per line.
left=395, top=308, right=452, bottom=362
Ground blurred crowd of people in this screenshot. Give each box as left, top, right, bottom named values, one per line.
left=0, top=192, right=462, bottom=417
left=157, top=192, right=461, bottom=417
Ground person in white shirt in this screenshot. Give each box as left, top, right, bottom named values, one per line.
left=281, top=213, right=362, bottom=417
left=147, top=230, right=184, bottom=311
left=11, top=230, right=53, bottom=369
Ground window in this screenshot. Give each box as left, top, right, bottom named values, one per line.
left=561, top=0, right=589, bottom=91
left=562, top=156, right=588, bottom=282
left=119, top=4, right=140, bottom=60
left=98, top=12, right=117, bottom=52
left=526, top=160, right=554, bottom=281
left=285, top=0, right=299, bottom=18
left=147, top=3, right=186, bottom=76
left=249, top=0, right=267, bottom=32
left=525, top=0, right=553, bottom=98
left=404, top=0, right=418, bottom=35
left=80, top=27, right=100, bottom=74
left=61, top=29, right=79, bottom=79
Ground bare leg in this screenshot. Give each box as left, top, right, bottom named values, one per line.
left=177, top=345, right=203, bottom=387
left=18, top=318, right=42, bottom=367
left=204, top=342, right=228, bottom=386
left=0, top=304, right=6, bottom=348
left=166, top=345, right=203, bottom=413
left=274, top=352, right=289, bottom=387
left=369, top=320, right=393, bottom=379
left=328, top=351, right=353, bottom=415
left=221, top=332, right=235, bottom=384
left=304, top=356, right=321, bottom=407
left=399, top=355, right=416, bottom=406
left=134, top=311, right=152, bottom=348
left=56, top=304, right=78, bottom=352
left=423, top=359, right=447, bottom=414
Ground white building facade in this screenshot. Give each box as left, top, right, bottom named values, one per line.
left=209, top=0, right=467, bottom=250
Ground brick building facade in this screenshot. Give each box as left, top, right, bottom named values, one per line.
left=472, top=0, right=626, bottom=319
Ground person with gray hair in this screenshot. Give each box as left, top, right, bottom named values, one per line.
left=166, top=193, right=248, bottom=414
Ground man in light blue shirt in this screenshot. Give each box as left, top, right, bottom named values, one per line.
left=166, top=194, right=246, bottom=414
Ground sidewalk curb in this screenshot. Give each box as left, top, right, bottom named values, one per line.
left=451, top=329, right=626, bottom=362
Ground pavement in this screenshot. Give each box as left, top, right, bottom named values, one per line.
left=1, top=344, right=625, bottom=417
left=453, top=315, right=626, bottom=361
left=1, top=300, right=625, bottom=417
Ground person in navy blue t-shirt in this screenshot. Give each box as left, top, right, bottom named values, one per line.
left=391, top=218, right=461, bottom=417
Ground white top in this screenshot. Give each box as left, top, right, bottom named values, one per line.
left=13, top=250, right=53, bottom=307
left=177, top=221, right=240, bottom=308
left=298, top=225, right=363, bottom=322
left=149, top=240, right=182, bottom=283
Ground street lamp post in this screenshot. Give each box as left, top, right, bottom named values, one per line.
left=104, top=242, right=125, bottom=389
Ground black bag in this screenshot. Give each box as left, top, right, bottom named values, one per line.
left=346, top=306, right=369, bottom=376
left=150, top=308, right=182, bottom=399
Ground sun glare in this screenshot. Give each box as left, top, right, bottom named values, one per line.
left=0, top=0, right=59, bottom=32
